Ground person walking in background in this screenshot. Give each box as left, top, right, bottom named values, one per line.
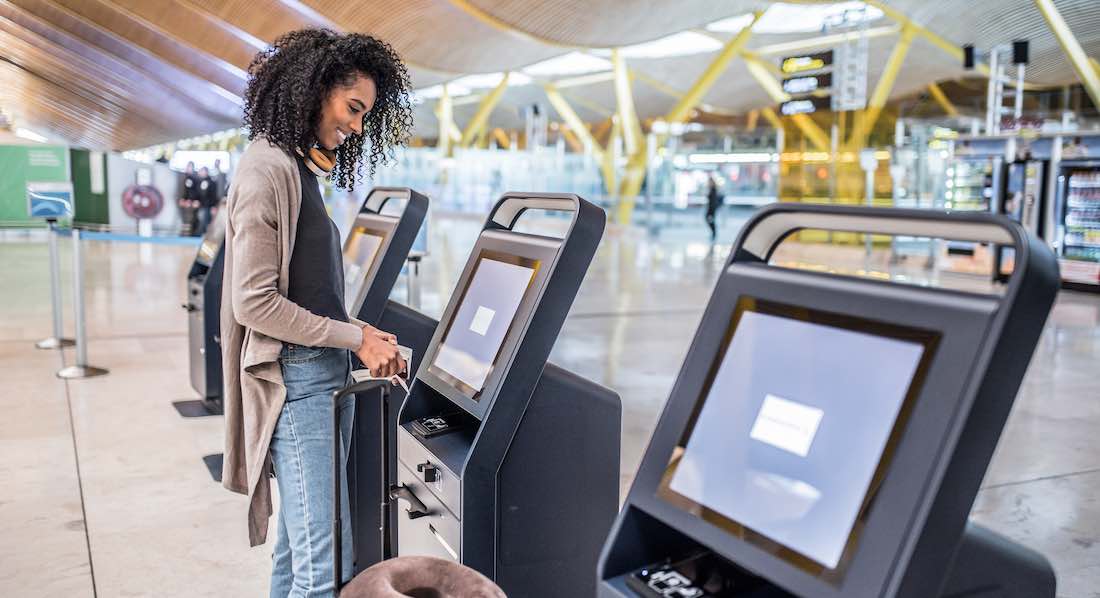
left=705, top=173, right=722, bottom=242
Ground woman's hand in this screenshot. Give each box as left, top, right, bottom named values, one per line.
left=363, top=324, right=398, bottom=346
left=356, top=326, right=404, bottom=377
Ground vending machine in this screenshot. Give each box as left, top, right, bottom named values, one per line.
left=1053, top=153, right=1100, bottom=291
left=941, top=137, right=1008, bottom=274
left=993, top=137, right=1053, bottom=279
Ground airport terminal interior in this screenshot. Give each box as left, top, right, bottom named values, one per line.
left=3, top=1, right=1100, bottom=597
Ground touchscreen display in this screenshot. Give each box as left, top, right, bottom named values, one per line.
left=658, top=299, right=935, bottom=575
left=343, top=226, right=386, bottom=306
left=430, top=253, right=539, bottom=398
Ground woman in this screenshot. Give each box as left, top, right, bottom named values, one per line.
left=705, top=173, right=722, bottom=241
left=220, top=29, right=414, bottom=597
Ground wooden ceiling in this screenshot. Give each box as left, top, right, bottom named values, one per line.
left=0, top=0, right=1097, bottom=150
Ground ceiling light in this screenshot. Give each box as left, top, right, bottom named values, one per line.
left=451, top=72, right=533, bottom=89
left=522, top=52, right=613, bottom=77
left=15, top=127, right=49, bottom=143
left=414, top=84, right=473, bottom=100
left=707, top=2, right=883, bottom=35
left=598, top=31, right=723, bottom=60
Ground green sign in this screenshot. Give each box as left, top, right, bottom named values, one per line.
left=0, top=143, right=70, bottom=225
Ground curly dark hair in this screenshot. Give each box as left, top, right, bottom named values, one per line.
left=242, top=28, right=413, bottom=190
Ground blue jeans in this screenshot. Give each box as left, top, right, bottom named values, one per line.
left=270, top=345, right=355, bottom=598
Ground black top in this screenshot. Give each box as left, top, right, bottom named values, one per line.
left=286, top=158, right=348, bottom=326
left=197, top=176, right=219, bottom=208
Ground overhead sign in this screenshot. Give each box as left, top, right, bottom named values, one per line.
left=780, top=50, right=834, bottom=75
left=783, top=72, right=833, bottom=95
left=27, top=181, right=74, bottom=219
left=780, top=97, right=832, bottom=116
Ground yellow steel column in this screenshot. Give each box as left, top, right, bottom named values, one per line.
left=434, top=84, right=453, bottom=157
left=849, top=24, right=916, bottom=147
left=460, top=73, right=510, bottom=148
left=612, top=48, right=648, bottom=223
left=491, top=128, right=510, bottom=149
left=1092, top=57, right=1100, bottom=78
left=664, top=12, right=763, bottom=125
left=743, top=54, right=830, bottom=150
left=1034, top=0, right=1100, bottom=110
left=927, top=81, right=960, bottom=117
left=761, top=107, right=783, bottom=130
left=543, top=83, right=605, bottom=162
left=746, top=109, right=760, bottom=131
left=612, top=49, right=643, bottom=157
left=560, top=126, right=584, bottom=153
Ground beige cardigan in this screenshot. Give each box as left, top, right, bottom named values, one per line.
left=220, top=137, right=363, bottom=546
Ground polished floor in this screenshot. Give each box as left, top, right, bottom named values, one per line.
left=2, top=209, right=1099, bottom=597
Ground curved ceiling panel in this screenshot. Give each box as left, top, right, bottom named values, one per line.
left=465, top=0, right=757, bottom=47
left=883, top=0, right=1100, bottom=87
left=299, top=0, right=562, bottom=73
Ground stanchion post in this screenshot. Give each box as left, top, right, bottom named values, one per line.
left=406, top=255, right=422, bottom=310
left=57, top=227, right=109, bottom=379
left=36, top=217, right=75, bottom=350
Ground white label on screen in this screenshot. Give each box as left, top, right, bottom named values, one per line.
left=470, top=306, right=495, bottom=336
left=750, top=394, right=824, bottom=458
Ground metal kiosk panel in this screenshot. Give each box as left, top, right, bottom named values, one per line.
left=185, top=208, right=227, bottom=410
left=372, top=193, right=620, bottom=597
left=598, top=205, right=1059, bottom=598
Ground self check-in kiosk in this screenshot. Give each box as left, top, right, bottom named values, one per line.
left=185, top=208, right=227, bottom=411
left=598, top=205, right=1059, bottom=598
left=340, top=193, right=621, bottom=596
left=342, top=187, right=428, bottom=324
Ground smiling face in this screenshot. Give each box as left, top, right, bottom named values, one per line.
left=316, top=73, right=377, bottom=151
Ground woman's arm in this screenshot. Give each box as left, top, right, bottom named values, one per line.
left=228, top=169, right=362, bottom=351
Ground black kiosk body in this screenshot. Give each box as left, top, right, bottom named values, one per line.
left=598, top=205, right=1059, bottom=598
left=186, top=209, right=227, bottom=410
left=372, top=194, right=620, bottom=596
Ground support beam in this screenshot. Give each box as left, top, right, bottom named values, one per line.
left=761, top=107, right=783, bottom=130
left=926, top=81, right=960, bottom=118
left=612, top=48, right=648, bottom=222
left=491, top=127, right=510, bottom=149
left=560, top=126, right=584, bottom=154
left=561, top=89, right=613, bottom=118
left=435, top=84, right=453, bottom=157
left=664, top=11, right=762, bottom=124
left=849, top=24, right=917, bottom=147
left=1034, top=0, right=1100, bottom=110
left=611, top=49, right=643, bottom=157
left=1092, top=57, right=1100, bottom=78
left=746, top=109, right=760, bottom=131
left=629, top=69, right=737, bottom=115
left=543, top=83, right=604, bottom=162
left=742, top=53, right=831, bottom=151
left=459, top=72, right=510, bottom=148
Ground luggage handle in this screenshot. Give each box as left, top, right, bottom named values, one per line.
left=332, top=379, right=392, bottom=595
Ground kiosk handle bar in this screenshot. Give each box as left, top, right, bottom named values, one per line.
left=729, top=204, right=1043, bottom=288
left=487, top=192, right=586, bottom=231
left=360, top=186, right=417, bottom=215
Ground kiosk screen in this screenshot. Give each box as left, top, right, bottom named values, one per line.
left=430, top=252, right=539, bottom=399
left=343, top=225, right=386, bottom=306
left=658, top=299, right=935, bottom=575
